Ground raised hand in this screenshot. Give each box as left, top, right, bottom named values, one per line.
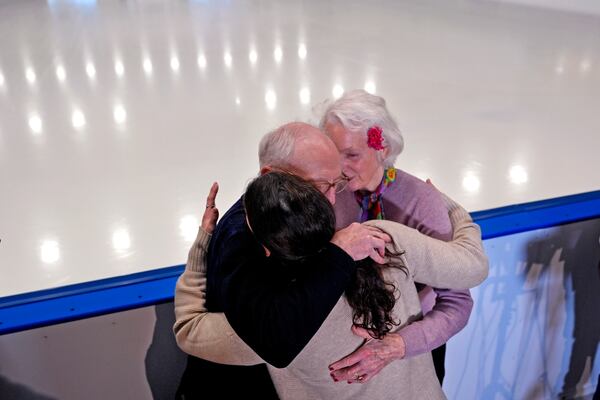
left=201, top=182, right=219, bottom=234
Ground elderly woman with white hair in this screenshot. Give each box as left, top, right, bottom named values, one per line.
left=320, top=89, right=474, bottom=384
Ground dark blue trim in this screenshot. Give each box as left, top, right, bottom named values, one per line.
left=0, top=265, right=184, bottom=309
left=472, top=190, right=600, bottom=239
left=0, top=265, right=184, bottom=335
left=1, top=190, right=599, bottom=335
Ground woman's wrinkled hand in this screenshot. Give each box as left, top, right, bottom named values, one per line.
left=328, top=325, right=406, bottom=384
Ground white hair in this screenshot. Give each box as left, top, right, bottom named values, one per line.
left=318, top=89, right=404, bottom=167
left=258, top=122, right=308, bottom=169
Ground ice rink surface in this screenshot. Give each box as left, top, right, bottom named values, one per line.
left=1, top=0, right=599, bottom=297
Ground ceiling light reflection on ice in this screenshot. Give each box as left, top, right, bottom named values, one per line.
left=113, top=104, right=127, bottom=124
left=509, top=165, right=528, bottom=184
left=265, top=89, right=277, bottom=110
left=299, top=87, right=310, bottom=105
left=298, top=44, right=307, bottom=60
left=224, top=52, right=232, bottom=68
left=86, top=62, right=97, bottom=79
left=115, top=60, right=125, bottom=77
left=112, top=229, right=131, bottom=251
left=249, top=49, right=258, bottom=65
left=56, top=65, right=66, bottom=82
left=143, top=58, right=153, bottom=75
left=71, top=109, right=86, bottom=129
left=41, top=240, right=60, bottom=264
left=180, top=216, right=199, bottom=242
left=170, top=56, right=180, bottom=72
left=28, top=114, right=42, bottom=134
left=26, top=67, right=36, bottom=84
left=364, top=81, right=376, bottom=94
left=332, top=84, right=344, bottom=99
left=274, top=46, right=283, bottom=63
left=462, top=174, right=481, bottom=193
left=197, top=54, right=207, bottom=69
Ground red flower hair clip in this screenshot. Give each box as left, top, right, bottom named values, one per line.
left=367, top=125, right=385, bottom=150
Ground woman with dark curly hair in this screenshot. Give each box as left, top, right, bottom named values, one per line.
left=243, top=171, right=407, bottom=340
left=174, top=172, right=488, bottom=399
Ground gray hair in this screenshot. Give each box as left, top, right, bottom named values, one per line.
left=318, top=90, right=404, bottom=167
left=258, top=122, right=306, bottom=169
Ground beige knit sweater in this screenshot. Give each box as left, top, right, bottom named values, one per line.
left=174, top=196, right=488, bottom=399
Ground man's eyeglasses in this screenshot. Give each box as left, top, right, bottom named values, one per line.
left=308, top=175, right=350, bottom=194
left=270, top=167, right=350, bottom=194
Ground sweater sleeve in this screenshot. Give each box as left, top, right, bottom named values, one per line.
left=392, top=185, right=474, bottom=359
left=365, top=195, right=489, bottom=289
left=409, top=183, right=453, bottom=242
left=397, top=288, right=473, bottom=357
left=173, top=227, right=264, bottom=366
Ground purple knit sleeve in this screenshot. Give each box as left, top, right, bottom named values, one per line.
left=405, top=181, right=452, bottom=241
left=399, top=288, right=473, bottom=357
left=335, top=170, right=475, bottom=358
left=385, top=172, right=474, bottom=357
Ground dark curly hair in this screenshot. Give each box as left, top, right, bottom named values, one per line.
left=244, top=171, right=406, bottom=338
left=345, top=256, right=407, bottom=339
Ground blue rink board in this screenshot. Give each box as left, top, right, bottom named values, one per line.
left=1, top=190, right=599, bottom=335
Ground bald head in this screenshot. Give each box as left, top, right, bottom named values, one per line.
left=259, top=122, right=339, bottom=171
left=258, top=122, right=342, bottom=203
left=288, top=126, right=338, bottom=170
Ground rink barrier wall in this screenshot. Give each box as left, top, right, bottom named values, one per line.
left=1, top=189, right=599, bottom=335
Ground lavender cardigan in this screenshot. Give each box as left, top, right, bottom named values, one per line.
left=334, top=168, right=474, bottom=358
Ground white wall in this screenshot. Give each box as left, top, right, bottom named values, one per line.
left=0, top=303, right=187, bottom=400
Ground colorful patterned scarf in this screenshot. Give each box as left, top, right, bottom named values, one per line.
left=355, top=168, right=397, bottom=222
